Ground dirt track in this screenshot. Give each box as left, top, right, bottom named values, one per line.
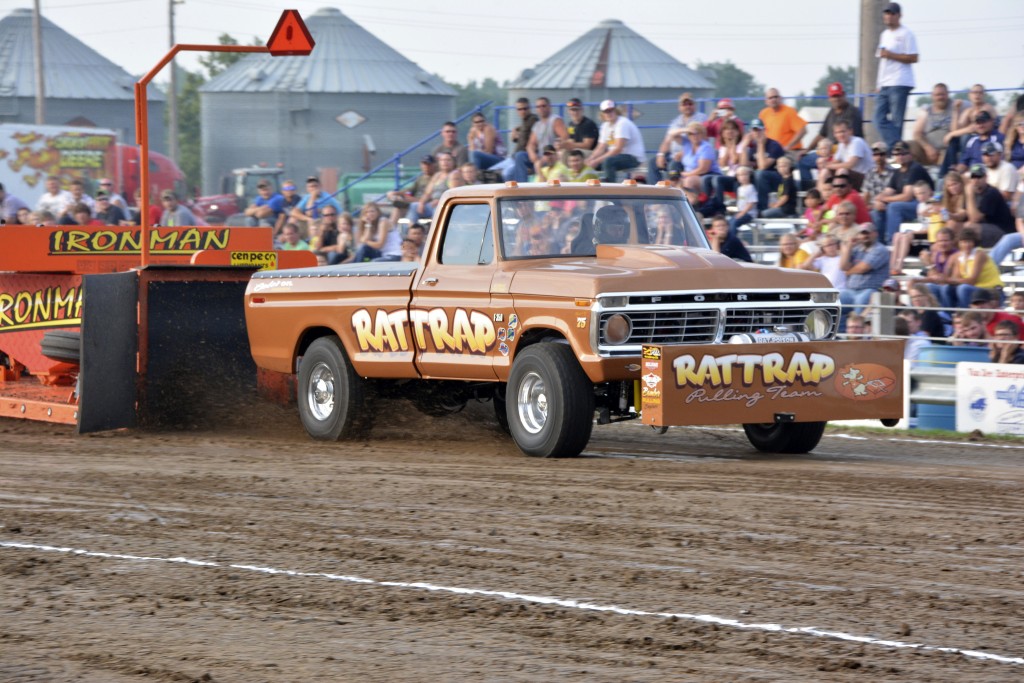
left=2, top=402, right=1023, bottom=682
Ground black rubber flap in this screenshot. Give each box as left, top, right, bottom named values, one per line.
left=78, top=272, right=139, bottom=433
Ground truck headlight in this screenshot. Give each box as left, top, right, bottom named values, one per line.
left=803, top=310, right=832, bottom=339
left=604, top=314, right=632, bottom=345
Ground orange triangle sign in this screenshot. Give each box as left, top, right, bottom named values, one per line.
left=267, top=10, right=315, bottom=56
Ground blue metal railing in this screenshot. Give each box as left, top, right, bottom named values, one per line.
left=333, top=100, right=493, bottom=210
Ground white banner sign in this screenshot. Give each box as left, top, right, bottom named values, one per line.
left=957, top=362, right=1024, bottom=434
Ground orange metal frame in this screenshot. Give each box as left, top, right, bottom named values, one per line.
left=134, top=44, right=269, bottom=267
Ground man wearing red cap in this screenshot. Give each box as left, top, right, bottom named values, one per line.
left=758, top=88, right=807, bottom=153
left=798, top=82, right=864, bottom=190
left=704, top=98, right=745, bottom=144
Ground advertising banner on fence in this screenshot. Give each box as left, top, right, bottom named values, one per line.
left=956, top=362, right=1024, bottom=435
left=641, top=340, right=905, bottom=427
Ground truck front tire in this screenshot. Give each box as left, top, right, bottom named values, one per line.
left=507, top=343, right=594, bottom=457
left=742, top=421, right=826, bottom=454
left=297, top=336, right=371, bottom=440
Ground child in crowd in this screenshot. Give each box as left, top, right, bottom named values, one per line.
left=706, top=214, right=752, bottom=262
left=728, top=166, right=757, bottom=235
left=813, top=139, right=835, bottom=194
left=989, top=319, right=1024, bottom=364
left=890, top=180, right=939, bottom=275
left=801, top=188, right=825, bottom=240
left=762, top=157, right=797, bottom=218
left=1009, top=291, right=1024, bottom=315
left=799, top=234, right=846, bottom=288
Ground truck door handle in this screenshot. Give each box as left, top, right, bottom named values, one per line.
left=423, top=277, right=439, bottom=285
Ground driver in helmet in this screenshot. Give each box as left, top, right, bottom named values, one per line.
left=594, top=205, right=630, bottom=245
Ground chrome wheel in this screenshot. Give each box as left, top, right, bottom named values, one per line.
left=307, top=362, right=336, bottom=421
left=516, top=371, right=548, bottom=434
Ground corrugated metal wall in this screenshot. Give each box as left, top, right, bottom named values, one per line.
left=201, top=92, right=454, bottom=195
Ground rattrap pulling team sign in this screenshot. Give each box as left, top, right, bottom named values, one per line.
left=641, top=341, right=905, bottom=427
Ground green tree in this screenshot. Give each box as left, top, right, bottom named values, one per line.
left=198, top=33, right=263, bottom=78
left=171, top=34, right=261, bottom=191
left=449, top=77, right=508, bottom=119
left=695, top=61, right=764, bottom=122
left=175, top=69, right=205, bottom=192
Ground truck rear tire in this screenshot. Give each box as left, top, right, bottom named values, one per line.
left=297, top=336, right=371, bottom=440
left=507, top=343, right=594, bottom=457
left=743, top=421, right=826, bottom=454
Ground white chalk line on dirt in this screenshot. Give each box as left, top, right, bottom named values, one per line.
left=685, top=426, right=1024, bottom=450
left=3, top=541, right=1022, bottom=666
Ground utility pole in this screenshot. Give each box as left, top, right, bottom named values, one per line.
left=167, top=0, right=181, bottom=163
left=858, top=0, right=884, bottom=142
left=32, top=0, right=44, bottom=124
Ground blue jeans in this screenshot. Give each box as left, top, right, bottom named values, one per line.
left=650, top=156, right=683, bottom=182
left=939, top=137, right=959, bottom=178
left=472, top=151, right=517, bottom=181
left=884, top=201, right=918, bottom=245
left=875, top=86, right=911, bottom=149
left=754, top=169, right=781, bottom=212
left=797, top=152, right=818, bottom=191
left=511, top=151, right=534, bottom=182
left=407, top=202, right=435, bottom=224
left=472, top=150, right=504, bottom=170
left=600, top=154, right=639, bottom=182
left=991, top=232, right=1023, bottom=266
left=353, top=244, right=382, bottom=262
left=935, top=283, right=1004, bottom=311
left=703, top=174, right=736, bottom=205
left=728, top=212, right=754, bottom=237
left=839, top=287, right=877, bottom=331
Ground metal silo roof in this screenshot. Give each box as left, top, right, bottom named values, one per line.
left=0, top=8, right=162, bottom=100
left=200, top=7, right=455, bottom=96
left=511, top=19, right=714, bottom=91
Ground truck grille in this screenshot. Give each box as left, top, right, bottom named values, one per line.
left=722, top=307, right=828, bottom=337
left=597, top=300, right=839, bottom=355
left=601, top=309, right=719, bottom=345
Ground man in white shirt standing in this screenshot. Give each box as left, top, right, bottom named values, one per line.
left=586, top=100, right=646, bottom=182
left=875, top=2, right=919, bottom=148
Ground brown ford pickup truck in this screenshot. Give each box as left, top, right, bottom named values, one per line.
left=245, top=181, right=903, bottom=457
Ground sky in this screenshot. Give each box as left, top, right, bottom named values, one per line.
left=7, top=0, right=1024, bottom=105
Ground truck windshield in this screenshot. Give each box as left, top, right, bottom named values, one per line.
left=497, top=196, right=708, bottom=259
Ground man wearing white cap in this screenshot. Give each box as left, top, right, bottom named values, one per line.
left=586, top=101, right=646, bottom=182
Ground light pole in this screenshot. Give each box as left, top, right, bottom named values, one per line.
left=167, top=0, right=184, bottom=164
left=32, top=0, right=45, bottom=124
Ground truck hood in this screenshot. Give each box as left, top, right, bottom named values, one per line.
left=506, top=245, right=833, bottom=298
